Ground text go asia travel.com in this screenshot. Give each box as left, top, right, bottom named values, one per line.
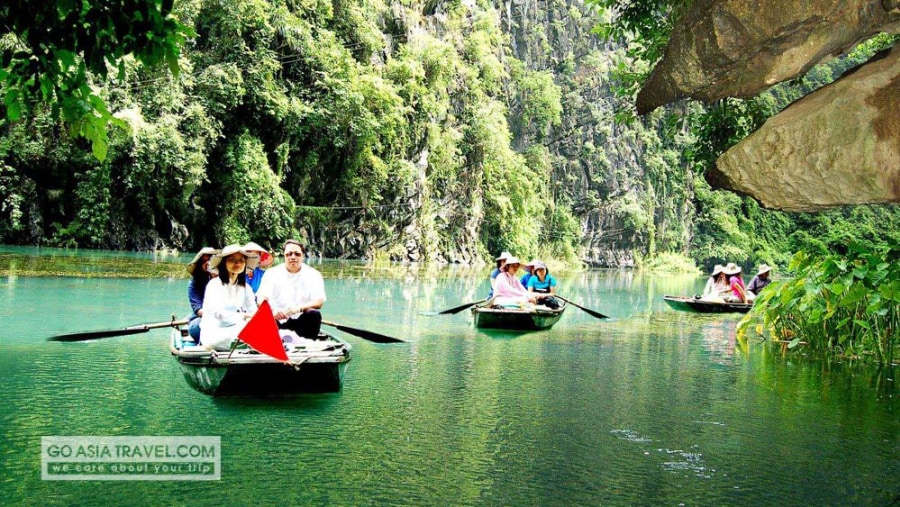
left=41, top=436, right=220, bottom=481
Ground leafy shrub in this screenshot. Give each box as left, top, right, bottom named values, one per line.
left=740, top=240, right=900, bottom=364
left=218, top=133, right=297, bottom=244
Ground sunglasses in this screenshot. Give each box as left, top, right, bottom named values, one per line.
left=284, top=252, right=303, bottom=257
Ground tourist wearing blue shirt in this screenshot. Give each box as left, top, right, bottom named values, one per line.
left=520, top=259, right=539, bottom=288
left=186, top=247, right=219, bottom=341
left=243, top=241, right=273, bottom=293
left=526, top=261, right=561, bottom=309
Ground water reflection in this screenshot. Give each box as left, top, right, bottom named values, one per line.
left=701, top=320, right=738, bottom=366
left=0, top=248, right=898, bottom=506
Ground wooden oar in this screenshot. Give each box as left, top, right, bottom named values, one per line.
left=555, top=295, right=609, bottom=320
left=434, top=298, right=489, bottom=315
left=49, top=318, right=189, bottom=342
left=321, top=320, right=405, bottom=344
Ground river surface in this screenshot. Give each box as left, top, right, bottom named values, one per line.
left=0, top=247, right=897, bottom=506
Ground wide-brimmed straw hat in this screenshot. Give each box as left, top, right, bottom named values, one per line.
left=757, top=264, right=772, bottom=276
left=502, top=256, right=522, bottom=271
left=209, top=244, right=259, bottom=271
left=523, top=258, right=540, bottom=273
left=723, top=262, right=742, bottom=275
left=495, top=251, right=513, bottom=261
left=711, top=264, right=724, bottom=276
left=243, top=241, right=273, bottom=267
left=187, top=247, right=219, bottom=275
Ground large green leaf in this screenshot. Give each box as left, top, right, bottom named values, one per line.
left=879, top=280, right=900, bottom=303
left=839, top=283, right=869, bottom=307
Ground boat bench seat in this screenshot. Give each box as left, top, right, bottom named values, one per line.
left=177, top=345, right=212, bottom=358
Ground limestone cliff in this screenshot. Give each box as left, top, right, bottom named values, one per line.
left=637, top=0, right=900, bottom=211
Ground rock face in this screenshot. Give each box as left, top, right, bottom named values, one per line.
left=637, top=0, right=900, bottom=211
left=709, top=46, right=900, bottom=211
left=637, top=0, right=900, bottom=113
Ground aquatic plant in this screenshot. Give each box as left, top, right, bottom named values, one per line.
left=740, top=240, right=900, bottom=364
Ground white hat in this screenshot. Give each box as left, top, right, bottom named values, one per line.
left=723, top=262, right=742, bottom=275
left=189, top=247, right=219, bottom=266
left=502, top=256, right=522, bottom=271
left=523, top=258, right=540, bottom=273
left=187, top=247, right=219, bottom=275
left=711, top=264, right=724, bottom=276
left=209, top=244, right=259, bottom=271
left=243, top=241, right=273, bottom=267
left=495, top=251, right=513, bottom=261
left=757, top=264, right=772, bottom=276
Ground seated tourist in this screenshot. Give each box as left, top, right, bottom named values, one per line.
left=721, top=263, right=747, bottom=303
left=491, top=256, right=537, bottom=307
left=746, top=264, right=773, bottom=301
left=701, top=264, right=729, bottom=302
left=526, top=261, right=561, bottom=309
left=199, top=245, right=259, bottom=351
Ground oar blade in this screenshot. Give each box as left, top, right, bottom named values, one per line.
left=437, top=298, right=487, bottom=315
left=48, top=327, right=151, bottom=342
left=47, top=319, right=189, bottom=342
left=578, top=306, right=609, bottom=320
left=557, top=296, right=610, bottom=320
left=322, top=321, right=405, bottom=344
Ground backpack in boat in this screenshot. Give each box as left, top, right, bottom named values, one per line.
left=539, top=296, right=560, bottom=309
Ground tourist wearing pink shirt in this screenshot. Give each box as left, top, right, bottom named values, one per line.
left=491, top=256, right=538, bottom=307
left=722, top=263, right=747, bottom=303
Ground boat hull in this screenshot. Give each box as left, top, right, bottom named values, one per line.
left=663, top=296, right=752, bottom=314
left=171, top=331, right=351, bottom=396
left=472, top=304, right=566, bottom=330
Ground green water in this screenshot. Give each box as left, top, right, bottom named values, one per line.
left=0, top=248, right=897, bottom=506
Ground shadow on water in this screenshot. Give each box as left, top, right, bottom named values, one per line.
left=208, top=392, right=344, bottom=411
left=474, top=328, right=547, bottom=340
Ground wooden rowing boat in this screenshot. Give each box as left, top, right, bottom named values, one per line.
left=663, top=295, right=753, bottom=314
left=471, top=302, right=566, bottom=330
left=169, top=329, right=352, bottom=396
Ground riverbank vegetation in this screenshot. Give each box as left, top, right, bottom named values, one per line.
left=739, top=241, right=899, bottom=364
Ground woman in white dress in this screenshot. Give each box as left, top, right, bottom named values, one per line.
left=199, top=244, right=259, bottom=350
left=701, top=264, right=730, bottom=302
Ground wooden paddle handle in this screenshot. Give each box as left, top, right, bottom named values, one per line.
left=126, top=318, right=190, bottom=331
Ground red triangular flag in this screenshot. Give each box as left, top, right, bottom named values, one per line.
left=238, top=300, right=289, bottom=361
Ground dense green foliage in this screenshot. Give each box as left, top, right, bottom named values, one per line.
left=0, top=0, right=897, bottom=291
left=1, top=0, right=591, bottom=262
left=740, top=242, right=899, bottom=364
left=0, top=0, right=192, bottom=160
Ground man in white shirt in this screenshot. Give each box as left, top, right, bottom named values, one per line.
left=257, top=239, right=326, bottom=338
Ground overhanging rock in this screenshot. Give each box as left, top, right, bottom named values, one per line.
left=708, top=45, right=900, bottom=211
left=636, top=0, right=900, bottom=114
